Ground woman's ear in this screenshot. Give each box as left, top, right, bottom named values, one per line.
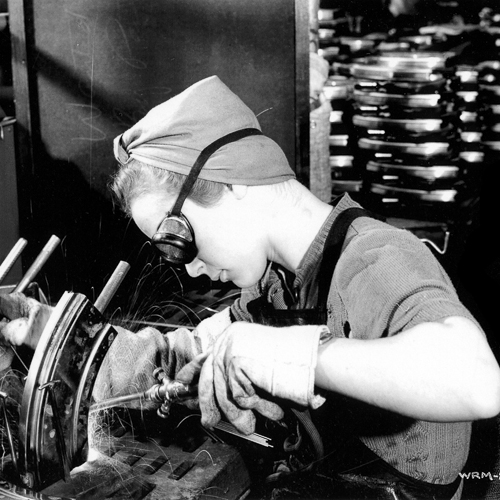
left=230, top=184, right=248, bottom=200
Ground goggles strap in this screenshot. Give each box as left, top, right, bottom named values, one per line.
left=170, top=128, right=263, bottom=216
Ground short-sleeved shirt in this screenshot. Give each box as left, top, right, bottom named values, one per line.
left=231, top=193, right=477, bottom=485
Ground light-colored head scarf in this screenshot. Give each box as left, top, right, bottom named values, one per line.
left=114, top=76, right=295, bottom=185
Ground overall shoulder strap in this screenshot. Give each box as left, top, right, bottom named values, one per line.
left=317, top=207, right=384, bottom=316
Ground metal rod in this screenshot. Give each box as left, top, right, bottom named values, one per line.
left=14, top=235, right=61, bottom=293
left=93, top=260, right=130, bottom=314
left=0, top=238, right=27, bottom=285
left=89, top=391, right=145, bottom=413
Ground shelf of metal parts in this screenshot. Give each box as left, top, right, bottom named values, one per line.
left=366, top=161, right=460, bottom=184
left=353, top=103, right=452, bottom=120
left=354, top=77, right=448, bottom=96
left=369, top=183, right=458, bottom=203
left=350, top=65, right=445, bottom=83
left=352, top=115, right=453, bottom=134
left=353, top=90, right=451, bottom=108
left=332, top=179, right=363, bottom=193
left=358, top=138, right=453, bottom=158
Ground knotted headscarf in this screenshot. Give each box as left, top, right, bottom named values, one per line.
left=114, top=76, right=295, bottom=185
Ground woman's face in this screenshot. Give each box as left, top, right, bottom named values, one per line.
left=130, top=188, right=270, bottom=289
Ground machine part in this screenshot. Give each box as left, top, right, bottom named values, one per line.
left=0, top=239, right=27, bottom=285
left=18, top=292, right=117, bottom=490
left=93, top=261, right=130, bottom=313
left=353, top=115, right=447, bottom=133
left=370, top=183, right=458, bottom=203
left=353, top=90, right=443, bottom=108
left=366, top=161, right=459, bottom=183
left=355, top=77, right=447, bottom=95
left=18, top=260, right=130, bottom=491
left=88, top=367, right=197, bottom=419
left=359, top=138, right=451, bottom=158
left=13, top=236, right=60, bottom=294
left=350, top=64, right=443, bottom=83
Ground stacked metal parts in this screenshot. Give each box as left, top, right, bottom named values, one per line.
left=353, top=50, right=465, bottom=222
left=478, top=8, right=500, bottom=161
left=318, top=4, right=500, bottom=228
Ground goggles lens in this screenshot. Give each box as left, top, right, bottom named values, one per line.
left=151, top=213, right=197, bottom=265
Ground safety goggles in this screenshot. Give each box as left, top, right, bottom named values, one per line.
left=148, top=128, right=263, bottom=265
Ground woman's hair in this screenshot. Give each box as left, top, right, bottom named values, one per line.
left=110, top=159, right=227, bottom=215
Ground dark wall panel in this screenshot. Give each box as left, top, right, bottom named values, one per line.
left=10, top=0, right=304, bottom=301
left=33, top=0, right=296, bottom=194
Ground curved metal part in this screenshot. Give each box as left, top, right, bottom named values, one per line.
left=18, top=292, right=117, bottom=491
left=358, top=138, right=451, bottom=157
left=69, top=323, right=117, bottom=460
left=353, top=90, right=443, bottom=108
left=370, top=183, right=457, bottom=203
left=366, top=161, right=459, bottom=182
left=350, top=64, right=443, bottom=82
left=353, top=115, right=445, bottom=133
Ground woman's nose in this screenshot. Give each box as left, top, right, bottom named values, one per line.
left=185, top=257, right=205, bottom=278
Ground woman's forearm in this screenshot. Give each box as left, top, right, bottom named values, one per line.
left=315, top=316, right=500, bottom=422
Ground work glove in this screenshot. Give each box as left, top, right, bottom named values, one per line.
left=177, top=322, right=329, bottom=436
left=92, top=307, right=232, bottom=409
left=0, top=292, right=54, bottom=370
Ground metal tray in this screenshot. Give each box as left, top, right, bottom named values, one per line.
left=353, top=115, right=446, bottom=133
left=329, top=155, right=354, bottom=168
left=366, top=161, right=459, bottom=181
left=373, top=52, right=449, bottom=69
left=353, top=103, right=451, bottom=120
left=329, top=135, right=349, bottom=147
left=351, top=64, right=443, bottom=82
left=359, top=137, right=451, bottom=157
left=370, top=183, right=457, bottom=202
left=339, top=37, right=376, bottom=52
left=355, top=77, right=447, bottom=95
left=353, top=90, right=443, bottom=107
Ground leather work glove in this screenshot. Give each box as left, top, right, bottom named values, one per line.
left=0, top=292, right=54, bottom=370
left=92, top=307, right=232, bottom=409
left=177, top=322, right=330, bottom=436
